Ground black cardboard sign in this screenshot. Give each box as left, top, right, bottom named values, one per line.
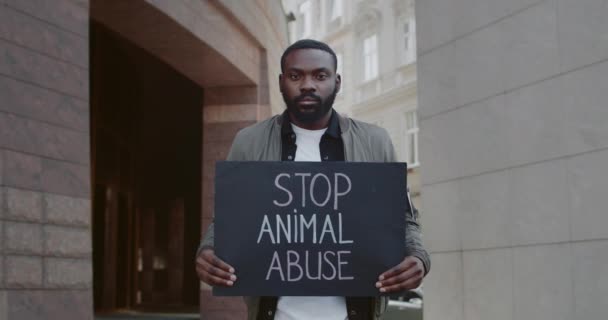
left=214, top=161, right=408, bottom=296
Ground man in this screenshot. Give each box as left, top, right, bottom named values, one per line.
left=195, top=39, right=430, bottom=320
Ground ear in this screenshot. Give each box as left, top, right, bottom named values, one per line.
left=278, top=74, right=284, bottom=93
left=335, top=74, right=342, bottom=94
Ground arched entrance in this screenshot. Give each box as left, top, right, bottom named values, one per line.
left=90, top=20, right=202, bottom=313
left=90, top=0, right=275, bottom=317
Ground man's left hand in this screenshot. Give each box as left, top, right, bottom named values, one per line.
left=376, top=256, right=424, bottom=293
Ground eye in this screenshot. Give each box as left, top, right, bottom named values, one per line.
left=288, top=73, right=300, bottom=80
left=316, top=73, right=328, bottom=80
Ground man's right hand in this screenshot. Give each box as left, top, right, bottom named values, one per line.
left=195, top=248, right=237, bottom=287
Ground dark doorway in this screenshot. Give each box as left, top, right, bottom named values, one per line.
left=91, top=21, right=201, bottom=314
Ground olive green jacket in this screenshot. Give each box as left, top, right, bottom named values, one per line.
left=198, top=112, right=430, bottom=320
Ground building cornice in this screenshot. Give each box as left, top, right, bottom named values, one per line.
left=352, top=81, right=417, bottom=113
left=322, top=22, right=352, bottom=43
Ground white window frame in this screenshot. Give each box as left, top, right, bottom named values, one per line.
left=299, top=1, right=312, bottom=38
left=363, top=34, right=379, bottom=81
left=403, top=110, right=419, bottom=166
left=399, top=16, right=416, bottom=65
left=288, top=18, right=297, bottom=43
left=330, top=0, right=343, bottom=21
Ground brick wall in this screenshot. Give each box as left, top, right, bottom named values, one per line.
left=0, top=0, right=92, bottom=319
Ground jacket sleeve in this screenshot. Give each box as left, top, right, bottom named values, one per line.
left=404, top=190, right=431, bottom=275
left=378, top=126, right=431, bottom=275
left=196, top=223, right=215, bottom=257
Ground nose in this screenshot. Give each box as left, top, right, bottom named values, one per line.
left=300, top=76, right=316, bottom=93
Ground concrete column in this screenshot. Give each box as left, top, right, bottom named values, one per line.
left=417, top=0, right=608, bottom=319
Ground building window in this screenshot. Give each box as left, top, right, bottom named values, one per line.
left=403, top=21, right=410, bottom=51
left=299, top=1, right=312, bottom=38
left=403, top=111, right=419, bottom=166
left=400, top=17, right=416, bottom=65
left=330, top=0, right=343, bottom=21
left=363, top=34, right=378, bottom=81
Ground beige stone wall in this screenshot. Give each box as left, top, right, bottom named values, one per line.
left=418, top=0, right=608, bottom=320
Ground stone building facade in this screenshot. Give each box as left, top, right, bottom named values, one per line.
left=0, top=0, right=288, bottom=319
left=418, top=1, right=608, bottom=320
left=282, top=0, right=422, bottom=205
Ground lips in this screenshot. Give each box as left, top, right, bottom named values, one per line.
left=298, top=100, right=318, bottom=106
left=296, top=95, right=321, bottom=107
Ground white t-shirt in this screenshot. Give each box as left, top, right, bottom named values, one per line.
left=274, top=124, right=347, bottom=320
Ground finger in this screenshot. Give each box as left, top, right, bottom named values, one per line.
left=376, top=265, right=422, bottom=287
left=212, top=255, right=235, bottom=273
left=379, top=259, right=417, bottom=280
left=196, top=262, right=235, bottom=286
left=202, top=271, right=235, bottom=287
left=202, top=251, right=235, bottom=274
left=196, top=267, right=236, bottom=285
left=196, top=256, right=207, bottom=267
left=196, top=262, right=208, bottom=277
left=379, top=274, right=423, bottom=293
left=201, top=259, right=237, bottom=282
left=378, top=263, right=406, bottom=281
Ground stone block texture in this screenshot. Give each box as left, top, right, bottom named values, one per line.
left=0, top=254, right=4, bottom=287
left=0, top=291, right=6, bottom=319
left=5, top=256, right=43, bottom=288
left=463, top=248, right=513, bottom=320
left=423, top=252, right=464, bottom=320
left=4, top=290, right=93, bottom=320
left=43, top=225, right=91, bottom=257
left=2, top=150, right=43, bottom=190
left=420, top=180, right=463, bottom=252
left=4, top=221, right=43, bottom=254
left=44, top=258, right=91, bottom=288
left=44, top=193, right=90, bottom=226
left=573, top=240, right=608, bottom=320
left=4, top=188, right=43, bottom=222
left=513, top=243, right=574, bottom=320
left=567, top=149, right=608, bottom=241
left=0, top=0, right=92, bottom=319
left=418, top=0, right=608, bottom=319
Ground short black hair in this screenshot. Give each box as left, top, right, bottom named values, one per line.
left=280, top=39, right=338, bottom=73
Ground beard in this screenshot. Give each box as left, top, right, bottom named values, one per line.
left=282, top=86, right=338, bottom=124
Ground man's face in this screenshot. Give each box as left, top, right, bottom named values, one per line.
left=280, top=49, right=341, bottom=128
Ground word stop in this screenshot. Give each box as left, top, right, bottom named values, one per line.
left=273, top=173, right=352, bottom=210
